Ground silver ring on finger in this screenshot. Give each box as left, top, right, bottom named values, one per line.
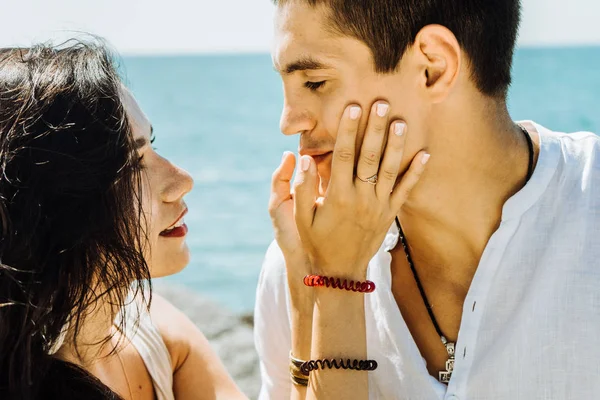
left=357, top=174, right=378, bottom=185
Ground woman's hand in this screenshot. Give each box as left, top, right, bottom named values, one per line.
left=293, top=102, right=429, bottom=278
left=269, top=100, right=428, bottom=400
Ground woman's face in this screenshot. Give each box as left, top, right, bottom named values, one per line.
left=121, top=88, right=194, bottom=278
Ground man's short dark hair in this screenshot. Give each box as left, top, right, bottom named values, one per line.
left=274, top=0, right=522, bottom=97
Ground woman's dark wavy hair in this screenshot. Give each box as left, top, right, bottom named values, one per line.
left=0, top=40, right=151, bottom=399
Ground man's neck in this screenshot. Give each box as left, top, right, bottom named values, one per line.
left=397, top=97, right=539, bottom=293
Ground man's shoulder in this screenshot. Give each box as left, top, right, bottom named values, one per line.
left=538, top=124, right=600, bottom=184
left=536, top=125, right=600, bottom=227
left=544, top=125, right=599, bottom=162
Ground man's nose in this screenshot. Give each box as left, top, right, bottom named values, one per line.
left=279, top=99, right=315, bottom=136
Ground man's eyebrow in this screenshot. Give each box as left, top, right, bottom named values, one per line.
left=274, top=57, right=331, bottom=75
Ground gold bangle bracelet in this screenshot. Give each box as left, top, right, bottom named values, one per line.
left=290, top=352, right=306, bottom=369
left=290, top=374, right=309, bottom=387
left=290, top=365, right=308, bottom=379
left=289, top=352, right=309, bottom=386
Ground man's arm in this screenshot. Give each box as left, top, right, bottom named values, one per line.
left=149, top=293, right=247, bottom=400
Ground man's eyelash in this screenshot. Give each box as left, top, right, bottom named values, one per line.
left=304, top=81, right=326, bottom=91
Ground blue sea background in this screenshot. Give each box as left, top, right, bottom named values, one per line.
left=122, top=47, right=600, bottom=313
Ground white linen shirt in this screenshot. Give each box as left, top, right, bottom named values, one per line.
left=254, top=122, right=600, bottom=400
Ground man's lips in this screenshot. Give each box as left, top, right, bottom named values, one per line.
left=299, top=150, right=333, bottom=164
left=312, top=151, right=333, bottom=164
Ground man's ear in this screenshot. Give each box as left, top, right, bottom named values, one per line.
left=413, top=24, right=461, bottom=103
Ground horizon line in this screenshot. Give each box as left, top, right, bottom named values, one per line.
left=118, top=43, right=600, bottom=58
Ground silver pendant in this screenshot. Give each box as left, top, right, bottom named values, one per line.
left=438, top=336, right=455, bottom=384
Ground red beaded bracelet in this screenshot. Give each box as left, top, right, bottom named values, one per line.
left=303, top=275, right=376, bottom=293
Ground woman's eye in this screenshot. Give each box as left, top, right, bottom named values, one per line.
left=137, top=147, right=158, bottom=164
left=304, top=80, right=326, bottom=91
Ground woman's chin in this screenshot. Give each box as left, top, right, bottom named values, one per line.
left=149, top=246, right=191, bottom=278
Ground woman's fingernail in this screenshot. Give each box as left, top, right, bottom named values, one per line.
left=395, top=122, right=406, bottom=136
left=282, top=151, right=289, bottom=162
left=349, top=106, right=361, bottom=120
left=301, top=156, right=311, bottom=171
left=421, top=153, right=431, bottom=165
left=377, top=103, right=389, bottom=117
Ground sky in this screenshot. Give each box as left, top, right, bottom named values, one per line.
left=0, top=0, right=599, bottom=54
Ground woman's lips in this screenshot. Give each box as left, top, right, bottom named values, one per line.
left=160, top=209, right=188, bottom=238
left=159, top=224, right=188, bottom=238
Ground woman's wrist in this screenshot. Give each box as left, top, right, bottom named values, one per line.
left=310, top=289, right=368, bottom=361
left=311, top=261, right=370, bottom=282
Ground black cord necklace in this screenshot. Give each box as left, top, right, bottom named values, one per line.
left=395, top=124, right=535, bottom=384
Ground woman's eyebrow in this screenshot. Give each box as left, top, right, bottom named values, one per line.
left=134, top=137, right=149, bottom=150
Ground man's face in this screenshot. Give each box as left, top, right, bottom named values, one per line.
left=273, top=2, right=426, bottom=194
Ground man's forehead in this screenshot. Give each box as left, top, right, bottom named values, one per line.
left=272, top=1, right=338, bottom=70
left=272, top=33, right=371, bottom=76
left=272, top=3, right=375, bottom=75
left=274, top=0, right=331, bottom=34
left=272, top=50, right=335, bottom=75
left=272, top=26, right=345, bottom=75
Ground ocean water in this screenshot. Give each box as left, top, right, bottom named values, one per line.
left=122, top=47, right=600, bottom=313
